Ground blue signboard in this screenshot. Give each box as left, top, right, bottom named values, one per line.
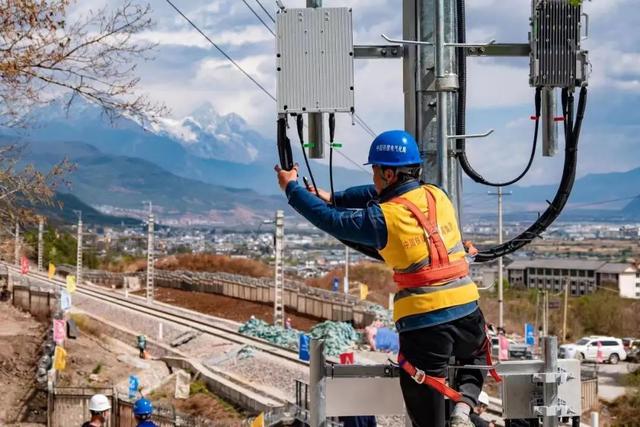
left=332, top=278, right=340, bottom=292
left=525, top=323, right=535, bottom=346
left=299, top=334, right=310, bottom=361
left=128, top=375, right=140, bottom=399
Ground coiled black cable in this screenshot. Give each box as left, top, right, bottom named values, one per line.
left=455, top=0, right=541, bottom=188
left=296, top=114, right=320, bottom=198
left=475, top=86, right=588, bottom=262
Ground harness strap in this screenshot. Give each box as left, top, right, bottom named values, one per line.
left=393, top=259, right=469, bottom=288
left=389, top=187, right=449, bottom=268
left=480, top=332, right=502, bottom=383
left=397, top=353, right=463, bottom=402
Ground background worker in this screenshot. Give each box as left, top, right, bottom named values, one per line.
left=133, top=397, right=158, bottom=427
left=82, top=394, right=111, bottom=427
left=470, top=392, right=496, bottom=427
left=275, top=130, right=494, bottom=427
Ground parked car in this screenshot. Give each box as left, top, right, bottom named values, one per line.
left=559, top=336, right=627, bottom=364
left=490, top=336, right=533, bottom=360
left=622, top=337, right=640, bottom=351
left=627, top=346, right=640, bottom=363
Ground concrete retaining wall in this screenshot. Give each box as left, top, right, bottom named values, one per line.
left=78, top=268, right=379, bottom=327
left=12, top=285, right=58, bottom=319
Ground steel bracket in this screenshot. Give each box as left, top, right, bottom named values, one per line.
left=354, top=44, right=403, bottom=59
left=533, top=401, right=574, bottom=417
left=532, top=368, right=572, bottom=385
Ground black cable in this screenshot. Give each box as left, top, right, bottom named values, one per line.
left=455, top=0, right=541, bottom=188
left=241, top=0, right=275, bottom=36
left=329, top=113, right=336, bottom=206
left=475, top=86, right=588, bottom=262
left=296, top=114, right=320, bottom=197
left=255, top=0, right=276, bottom=23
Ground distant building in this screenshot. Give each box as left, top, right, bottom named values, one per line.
left=506, top=259, right=640, bottom=299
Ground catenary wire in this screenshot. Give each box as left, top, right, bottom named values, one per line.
left=240, top=0, right=275, bottom=36
left=255, top=0, right=276, bottom=23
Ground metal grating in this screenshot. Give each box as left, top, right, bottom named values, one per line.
left=530, top=0, right=582, bottom=88
left=276, top=7, right=354, bottom=114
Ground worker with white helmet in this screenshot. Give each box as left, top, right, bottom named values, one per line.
left=469, top=392, right=495, bottom=427
left=82, top=394, right=111, bottom=427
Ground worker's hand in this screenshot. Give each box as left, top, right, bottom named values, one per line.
left=306, top=185, right=332, bottom=203
left=274, top=164, right=299, bottom=192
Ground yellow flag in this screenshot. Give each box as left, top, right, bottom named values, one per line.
left=359, top=283, right=369, bottom=300
left=251, top=412, right=264, bottom=427
left=66, top=275, right=76, bottom=293
left=48, top=263, right=56, bottom=279
left=54, top=346, right=67, bottom=371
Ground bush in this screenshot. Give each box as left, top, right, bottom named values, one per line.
left=155, top=253, right=271, bottom=278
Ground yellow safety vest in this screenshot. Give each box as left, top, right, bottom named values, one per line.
left=378, top=185, right=479, bottom=322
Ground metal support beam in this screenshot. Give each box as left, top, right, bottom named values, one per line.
left=310, top=339, right=327, bottom=427
left=354, top=44, right=403, bottom=59
left=76, top=214, right=83, bottom=287
left=14, top=221, right=20, bottom=266
left=541, top=336, right=559, bottom=427
left=146, top=211, right=155, bottom=304
left=465, top=43, right=530, bottom=57
left=274, top=210, right=285, bottom=327
left=37, top=217, right=44, bottom=272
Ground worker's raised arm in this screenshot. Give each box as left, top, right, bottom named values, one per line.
left=332, top=184, right=378, bottom=208
left=286, top=180, right=387, bottom=249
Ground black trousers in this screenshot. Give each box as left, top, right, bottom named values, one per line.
left=399, top=308, right=488, bottom=427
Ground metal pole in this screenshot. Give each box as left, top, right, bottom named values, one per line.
left=562, top=276, right=569, bottom=343
left=543, top=290, right=549, bottom=336
left=274, top=210, right=285, bottom=327
left=404, top=0, right=459, bottom=211
left=76, top=214, right=83, bottom=286
left=343, top=245, right=350, bottom=294
left=146, top=211, right=155, bottom=303
left=306, top=0, right=324, bottom=159
left=542, top=336, right=559, bottom=427
left=435, top=0, right=449, bottom=192
left=498, top=187, right=504, bottom=329
left=14, top=221, right=20, bottom=266
left=37, top=217, right=44, bottom=272
left=309, top=339, right=326, bottom=427
left=590, top=411, right=599, bottom=427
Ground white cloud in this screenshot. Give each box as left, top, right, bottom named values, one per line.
left=137, top=26, right=273, bottom=48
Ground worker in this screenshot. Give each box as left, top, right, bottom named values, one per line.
left=275, top=130, right=494, bottom=427
left=133, top=397, right=157, bottom=427
left=285, top=317, right=292, bottom=329
left=137, top=334, right=147, bottom=359
left=82, top=394, right=111, bottom=427
left=469, top=392, right=495, bottom=427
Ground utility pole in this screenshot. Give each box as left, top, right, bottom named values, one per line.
left=145, top=201, right=155, bottom=304
left=37, top=217, right=44, bottom=272
left=404, top=0, right=460, bottom=212
left=489, top=188, right=511, bottom=329
left=14, top=221, right=20, bottom=266
left=74, top=211, right=83, bottom=286
left=542, top=290, right=549, bottom=337
left=562, top=276, right=570, bottom=343
left=343, top=245, right=350, bottom=294
left=274, top=210, right=285, bottom=327
left=306, top=0, right=324, bottom=159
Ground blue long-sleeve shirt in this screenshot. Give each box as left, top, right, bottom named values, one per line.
left=285, top=179, right=478, bottom=332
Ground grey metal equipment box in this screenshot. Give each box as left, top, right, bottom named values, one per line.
left=276, top=8, right=354, bottom=114
left=500, top=359, right=582, bottom=419
left=530, top=0, right=588, bottom=88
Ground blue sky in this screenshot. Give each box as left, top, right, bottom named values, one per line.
left=73, top=0, right=640, bottom=186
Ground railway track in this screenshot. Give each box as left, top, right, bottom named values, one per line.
left=5, top=263, right=307, bottom=367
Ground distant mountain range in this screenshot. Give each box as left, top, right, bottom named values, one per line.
left=1, top=98, right=639, bottom=224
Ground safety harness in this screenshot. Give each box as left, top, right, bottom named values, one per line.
left=389, top=186, right=469, bottom=288
left=391, top=186, right=501, bottom=400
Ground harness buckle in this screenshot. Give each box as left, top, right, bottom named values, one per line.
left=411, top=368, right=426, bottom=384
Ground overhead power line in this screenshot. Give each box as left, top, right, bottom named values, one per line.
left=255, top=0, right=276, bottom=24
left=241, top=0, right=275, bottom=36
left=163, top=0, right=372, bottom=174
left=163, top=0, right=276, bottom=102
